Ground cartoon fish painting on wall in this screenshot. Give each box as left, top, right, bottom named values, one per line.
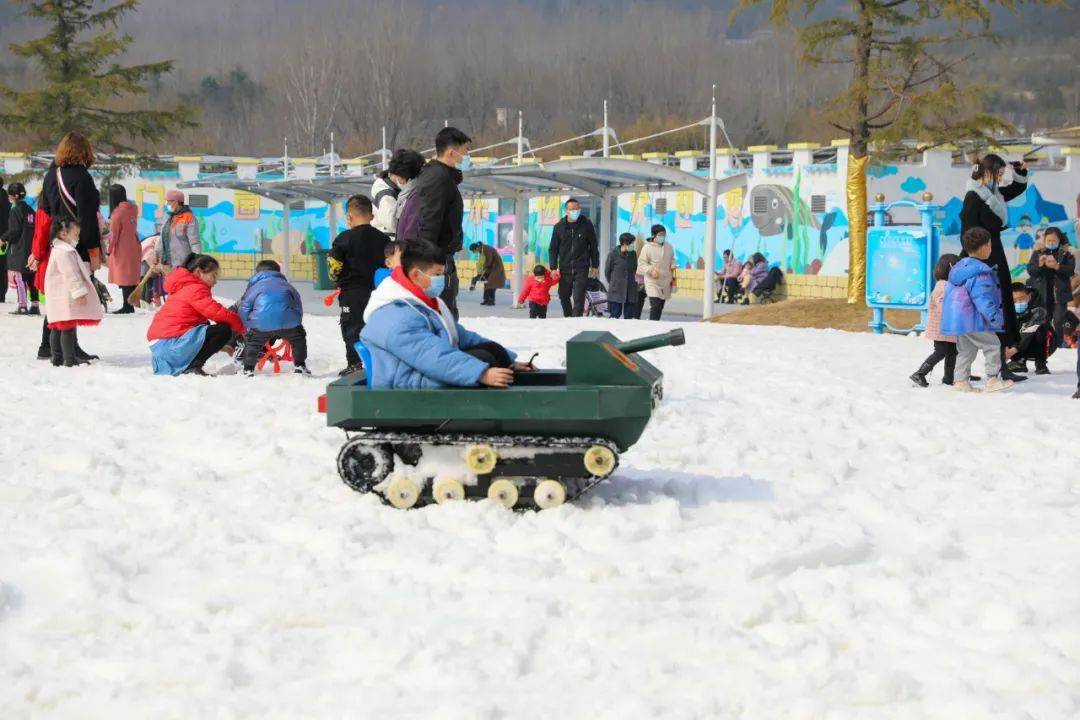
left=748, top=184, right=835, bottom=274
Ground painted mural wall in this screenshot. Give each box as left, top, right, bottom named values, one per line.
left=4, top=147, right=1077, bottom=283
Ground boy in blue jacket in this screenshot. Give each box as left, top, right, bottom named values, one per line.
left=236, top=260, right=309, bottom=376
left=360, top=241, right=532, bottom=388
left=940, top=228, right=1013, bottom=393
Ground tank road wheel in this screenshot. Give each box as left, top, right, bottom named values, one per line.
left=583, top=445, right=617, bottom=478
left=433, top=477, right=466, bottom=504
left=464, top=444, right=498, bottom=474
left=533, top=480, right=566, bottom=510
left=487, top=480, right=519, bottom=509
left=385, top=476, right=420, bottom=509
left=337, top=442, right=394, bottom=493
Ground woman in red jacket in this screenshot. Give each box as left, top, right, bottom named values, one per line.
left=147, top=254, right=245, bottom=376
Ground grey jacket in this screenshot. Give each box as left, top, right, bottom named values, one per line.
left=604, top=247, right=638, bottom=303
left=159, top=207, right=202, bottom=266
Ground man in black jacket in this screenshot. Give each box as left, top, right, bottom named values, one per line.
left=409, top=126, right=471, bottom=319
left=330, top=195, right=391, bottom=375
left=548, top=198, right=599, bottom=317
left=0, top=176, right=9, bottom=303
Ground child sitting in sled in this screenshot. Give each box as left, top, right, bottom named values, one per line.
left=360, top=241, right=533, bottom=389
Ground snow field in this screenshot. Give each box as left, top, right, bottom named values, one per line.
left=1, top=303, right=1079, bottom=719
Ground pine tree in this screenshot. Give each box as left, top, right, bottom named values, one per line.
left=0, top=0, right=194, bottom=151
left=732, top=0, right=1058, bottom=302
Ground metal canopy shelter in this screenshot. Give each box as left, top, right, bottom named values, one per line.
left=180, top=157, right=747, bottom=316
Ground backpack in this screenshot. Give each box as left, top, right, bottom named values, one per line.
left=395, top=190, right=420, bottom=243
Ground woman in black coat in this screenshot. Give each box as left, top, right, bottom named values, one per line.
left=34, top=133, right=103, bottom=360
left=2, top=182, right=39, bottom=314
left=959, top=154, right=1028, bottom=379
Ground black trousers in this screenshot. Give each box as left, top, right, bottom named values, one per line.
left=339, top=286, right=372, bottom=367
left=648, top=296, right=666, bottom=321
left=188, top=323, right=234, bottom=371
left=528, top=302, right=548, bottom=319
left=243, top=325, right=308, bottom=370
left=0, top=253, right=6, bottom=301
left=607, top=301, right=636, bottom=319
left=463, top=341, right=513, bottom=368
left=558, top=269, right=589, bottom=317
left=1016, top=327, right=1048, bottom=365
left=633, top=287, right=647, bottom=319
left=918, top=340, right=958, bottom=383
left=20, top=270, right=40, bottom=303
left=440, top=258, right=460, bottom=320
left=118, top=284, right=135, bottom=310
left=719, top=277, right=740, bottom=303
left=482, top=288, right=496, bottom=305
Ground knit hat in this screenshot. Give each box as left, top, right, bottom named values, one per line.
left=165, top=189, right=185, bottom=203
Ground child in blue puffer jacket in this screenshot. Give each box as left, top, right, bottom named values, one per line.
left=236, top=260, right=309, bottom=376
left=360, top=241, right=533, bottom=389
left=940, top=228, right=1012, bottom=393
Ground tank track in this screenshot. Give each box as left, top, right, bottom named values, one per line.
left=336, top=432, right=620, bottom=510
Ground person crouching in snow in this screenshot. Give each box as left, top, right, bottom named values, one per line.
left=44, top=218, right=102, bottom=366
left=360, top=240, right=533, bottom=388
left=516, top=264, right=559, bottom=318
left=146, top=254, right=245, bottom=376
left=236, top=259, right=310, bottom=377
left=910, top=253, right=960, bottom=387
left=940, top=227, right=1012, bottom=393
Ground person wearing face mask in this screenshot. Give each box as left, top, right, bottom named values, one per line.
left=637, top=224, right=677, bottom=320
left=404, top=127, right=473, bottom=320
left=604, top=232, right=639, bottom=318
left=1026, top=226, right=1075, bottom=342
left=372, top=149, right=424, bottom=237
left=157, top=189, right=202, bottom=274
left=360, top=241, right=533, bottom=389
left=960, top=154, right=1030, bottom=381
left=1006, top=282, right=1051, bottom=376
left=548, top=198, right=600, bottom=317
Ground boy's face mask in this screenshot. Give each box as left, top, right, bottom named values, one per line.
left=1015, top=302, right=1028, bottom=314
left=567, top=208, right=581, bottom=222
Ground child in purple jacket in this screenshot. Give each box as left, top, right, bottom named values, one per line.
left=940, top=227, right=1012, bottom=393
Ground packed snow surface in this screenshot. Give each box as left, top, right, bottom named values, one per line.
left=2, top=306, right=1079, bottom=719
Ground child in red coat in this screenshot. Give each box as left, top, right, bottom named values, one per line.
left=517, top=265, right=560, bottom=319
left=147, top=254, right=244, bottom=376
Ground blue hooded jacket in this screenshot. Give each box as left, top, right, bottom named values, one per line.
left=360, top=276, right=515, bottom=388
left=940, top=257, right=1004, bottom=335
left=237, top=271, right=304, bottom=331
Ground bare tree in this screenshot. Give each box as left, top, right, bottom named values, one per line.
left=280, top=30, right=345, bottom=156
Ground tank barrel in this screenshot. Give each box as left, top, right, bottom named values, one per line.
left=614, top=329, right=685, bottom=355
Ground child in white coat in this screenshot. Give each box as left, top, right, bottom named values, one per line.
left=44, top=218, right=102, bottom=366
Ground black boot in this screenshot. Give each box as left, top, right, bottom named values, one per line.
left=74, top=331, right=99, bottom=361
left=909, top=368, right=930, bottom=388
left=49, top=329, right=63, bottom=367
left=1073, top=388, right=1080, bottom=399
left=1001, top=369, right=1028, bottom=383
left=60, top=329, right=87, bottom=367
left=37, top=319, right=51, bottom=360
left=1006, top=359, right=1028, bottom=373
left=1035, top=362, right=1051, bottom=375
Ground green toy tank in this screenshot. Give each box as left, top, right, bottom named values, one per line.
left=320, top=328, right=685, bottom=510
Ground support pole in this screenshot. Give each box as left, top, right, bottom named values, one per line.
left=328, top=198, right=339, bottom=243
left=382, top=126, right=390, bottom=171
left=517, top=111, right=524, bottom=164
left=283, top=137, right=289, bottom=181
left=330, top=132, right=336, bottom=177
left=599, top=192, right=612, bottom=283
left=603, top=100, right=610, bottom=158
left=512, top=192, right=527, bottom=306
left=282, top=199, right=293, bottom=280
left=703, top=89, right=718, bottom=320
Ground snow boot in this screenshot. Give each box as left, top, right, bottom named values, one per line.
left=1073, top=388, right=1080, bottom=399
left=909, top=370, right=929, bottom=388
left=984, top=376, right=1014, bottom=393
left=1006, top=359, right=1028, bottom=374
left=1034, top=362, right=1050, bottom=375
left=48, top=329, right=63, bottom=367
left=1000, top=369, right=1027, bottom=383
left=182, top=366, right=209, bottom=377
left=952, top=381, right=980, bottom=393
left=27, top=304, right=40, bottom=316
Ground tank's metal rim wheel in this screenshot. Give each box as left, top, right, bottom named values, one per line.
left=433, top=477, right=466, bottom=504
left=487, top=479, right=519, bottom=509
left=385, top=476, right=420, bottom=509
left=583, top=445, right=617, bottom=478
left=464, top=444, right=498, bottom=474
left=533, top=479, right=566, bottom=510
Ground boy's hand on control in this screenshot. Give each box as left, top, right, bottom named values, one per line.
left=480, top=367, right=514, bottom=388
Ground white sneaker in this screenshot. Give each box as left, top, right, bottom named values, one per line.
left=984, top=376, right=1014, bottom=393
left=243, top=369, right=255, bottom=378
left=953, top=381, right=980, bottom=393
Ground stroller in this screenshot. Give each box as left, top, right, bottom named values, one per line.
left=583, top=278, right=609, bottom=317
